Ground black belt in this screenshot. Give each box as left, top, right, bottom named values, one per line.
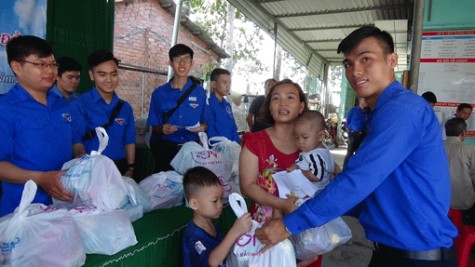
left=374, top=243, right=456, bottom=261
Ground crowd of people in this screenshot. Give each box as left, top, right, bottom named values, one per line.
left=0, top=25, right=474, bottom=267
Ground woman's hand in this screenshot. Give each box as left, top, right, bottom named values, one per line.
left=281, top=194, right=298, bottom=214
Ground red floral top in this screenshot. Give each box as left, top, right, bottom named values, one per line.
left=242, top=130, right=299, bottom=223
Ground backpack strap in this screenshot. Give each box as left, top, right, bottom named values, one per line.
left=82, top=99, right=125, bottom=142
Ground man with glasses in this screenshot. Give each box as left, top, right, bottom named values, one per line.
left=0, top=35, right=73, bottom=216
left=148, top=44, right=209, bottom=172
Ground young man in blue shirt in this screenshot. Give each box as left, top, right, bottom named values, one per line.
left=0, top=36, right=73, bottom=216
left=51, top=56, right=82, bottom=102
left=148, top=44, right=209, bottom=172
left=71, top=49, right=136, bottom=177
left=207, top=68, right=239, bottom=143
left=255, top=26, right=457, bottom=267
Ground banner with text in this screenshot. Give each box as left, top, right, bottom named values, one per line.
left=0, top=0, right=47, bottom=94
left=418, top=30, right=475, bottom=139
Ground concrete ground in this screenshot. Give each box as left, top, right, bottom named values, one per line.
left=321, top=147, right=373, bottom=267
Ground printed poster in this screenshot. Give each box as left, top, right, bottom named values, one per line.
left=0, top=0, right=47, bottom=94
left=418, top=30, right=475, bottom=139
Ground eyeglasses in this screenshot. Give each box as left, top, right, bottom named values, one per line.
left=19, top=60, right=59, bottom=70
left=172, top=56, right=192, bottom=64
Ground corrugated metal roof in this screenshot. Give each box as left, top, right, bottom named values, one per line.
left=227, top=0, right=414, bottom=77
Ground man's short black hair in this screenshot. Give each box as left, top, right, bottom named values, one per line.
left=210, top=68, right=230, bottom=82
left=169, top=44, right=194, bottom=61
left=445, top=117, right=467, bottom=137
left=57, top=56, right=82, bottom=76
left=87, top=49, right=119, bottom=70
left=6, top=35, right=53, bottom=65
left=421, top=91, right=437, bottom=104
left=337, top=26, right=394, bottom=55
left=183, top=166, right=220, bottom=200
left=457, top=103, right=473, bottom=112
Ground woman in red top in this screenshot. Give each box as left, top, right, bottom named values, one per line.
left=239, top=79, right=321, bottom=267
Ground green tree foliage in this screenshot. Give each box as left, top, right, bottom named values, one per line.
left=190, top=0, right=267, bottom=75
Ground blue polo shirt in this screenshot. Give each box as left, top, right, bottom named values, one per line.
left=284, top=81, right=457, bottom=250
left=0, top=84, right=73, bottom=216
left=346, top=106, right=371, bottom=132
left=148, top=78, right=209, bottom=144
left=207, top=93, right=239, bottom=143
left=51, top=84, right=79, bottom=102
left=70, top=87, right=135, bottom=160
left=183, top=221, right=223, bottom=267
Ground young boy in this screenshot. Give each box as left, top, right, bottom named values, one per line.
left=207, top=68, right=240, bottom=143
left=287, top=110, right=337, bottom=193
left=70, top=49, right=136, bottom=176
left=147, top=44, right=209, bottom=172
left=182, top=166, right=252, bottom=267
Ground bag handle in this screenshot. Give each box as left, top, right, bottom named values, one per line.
left=198, top=132, right=210, bottom=150
left=228, top=193, right=248, bottom=218
left=208, top=136, right=231, bottom=147
left=90, top=127, right=109, bottom=156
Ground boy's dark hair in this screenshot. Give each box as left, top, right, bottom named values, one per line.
left=445, top=117, right=467, bottom=137
left=457, top=103, right=473, bottom=112
left=297, top=110, right=326, bottom=131
left=183, top=166, right=220, bottom=199
left=210, top=68, right=231, bottom=82
left=258, top=79, right=308, bottom=125
left=6, top=35, right=53, bottom=65
left=264, top=78, right=277, bottom=86
left=169, top=44, right=194, bottom=61
left=87, top=49, right=119, bottom=70
left=337, top=26, right=394, bottom=55
left=57, top=56, right=82, bottom=76
left=421, top=91, right=437, bottom=104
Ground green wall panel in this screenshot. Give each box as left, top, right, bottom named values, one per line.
left=46, top=0, right=115, bottom=93
left=424, top=0, right=475, bottom=30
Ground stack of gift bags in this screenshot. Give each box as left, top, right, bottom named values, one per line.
left=170, top=132, right=241, bottom=202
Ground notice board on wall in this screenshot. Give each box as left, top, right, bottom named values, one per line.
left=418, top=30, right=475, bottom=140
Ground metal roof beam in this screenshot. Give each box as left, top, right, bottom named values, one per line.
left=292, top=24, right=370, bottom=32
left=274, top=4, right=410, bottom=18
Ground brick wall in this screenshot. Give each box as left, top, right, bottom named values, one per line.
left=114, top=0, right=220, bottom=118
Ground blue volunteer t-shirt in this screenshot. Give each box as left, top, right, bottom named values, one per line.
left=182, top=221, right=223, bottom=267
left=285, top=81, right=457, bottom=251
left=147, top=78, right=209, bottom=144
left=207, top=93, right=239, bottom=143
left=0, top=84, right=73, bottom=216
left=70, top=87, right=135, bottom=160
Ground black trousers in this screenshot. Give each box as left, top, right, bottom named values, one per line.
left=343, top=131, right=366, bottom=168
left=150, top=138, right=181, bottom=173
left=369, top=244, right=457, bottom=267
left=114, top=158, right=129, bottom=176
left=462, top=203, right=475, bottom=225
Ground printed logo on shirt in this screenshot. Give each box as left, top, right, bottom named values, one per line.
left=115, top=118, right=125, bottom=125
left=189, top=103, right=199, bottom=109
left=194, top=240, right=206, bottom=255
left=62, top=113, right=72, bottom=122
left=189, top=96, right=197, bottom=102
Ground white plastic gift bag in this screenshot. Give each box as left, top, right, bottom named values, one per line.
left=139, top=171, right=184, bottom=210
left=70, top=206, right=138, bottom=255
left=0, top=180, right=86, bottom=267
left=54, top=127, right=131, bottom=211
left=226, top=193, right=297, bottom=267
left=121, top=176, right=153, bottom=221
left=289, top=202, right=352, bottom=260
left=208, top=136, right=242, bottom=194
left=171, top=132, right=234, bottom=199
